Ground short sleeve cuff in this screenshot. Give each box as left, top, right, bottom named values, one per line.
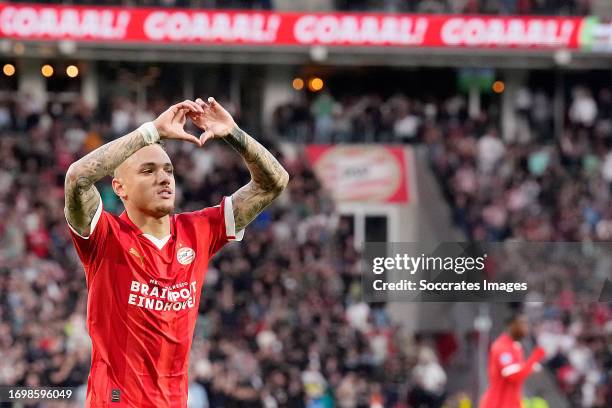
left=223, top=196, right=245, bottom=242
left=65, top=196, right=103, bottom=239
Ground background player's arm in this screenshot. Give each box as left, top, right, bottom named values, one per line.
left=191, top=98, right=289, bottom=231
left=501, top=347, right=546, bottom=383
left=65, top=100, right=203, bottom=236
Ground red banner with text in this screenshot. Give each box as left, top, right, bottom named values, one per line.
left=305, top=145, right=409, bottom=204
left=0, top=3, right=585, bottom=49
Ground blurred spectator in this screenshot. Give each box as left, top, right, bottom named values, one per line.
left=570, top=87, right=598, bottom=128
left=409, top=345, right=447, bottom=408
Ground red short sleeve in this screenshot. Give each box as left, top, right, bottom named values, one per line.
left=65, top=197, right=111, bottom=280
left=189, top=196, right=245, bottom=257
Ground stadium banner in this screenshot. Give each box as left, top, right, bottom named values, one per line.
left=579, top=16, right=612, bottom=51
left=305, top=145, right=409, bottom=203
left=0, top=3, right=586, bottom=49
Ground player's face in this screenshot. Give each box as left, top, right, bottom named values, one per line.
left=510, top=315, right=529, bottom=339
left=114, top=144, right=176, bottom=217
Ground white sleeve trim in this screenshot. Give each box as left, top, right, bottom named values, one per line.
left=224, top=196, right=244, bottom=242
left=501, top=363, right=522, bottom=377
left=64, top=196, right=103, bottom=239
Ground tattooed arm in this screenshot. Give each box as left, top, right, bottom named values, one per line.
left=64, top=100, right=203, bottom=236
left=191, top=97, right=289, bottom=231
left=224, top=126, right=289, bottom=231
left=64, top=130, right=148, bottom=236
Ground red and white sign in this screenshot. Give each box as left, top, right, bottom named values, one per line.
left=0, top=3, right=585, bottom=49
left=305, top=145, right=409, bottom=203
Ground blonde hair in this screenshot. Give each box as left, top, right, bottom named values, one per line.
left=112, top=140, right=166, bottom=179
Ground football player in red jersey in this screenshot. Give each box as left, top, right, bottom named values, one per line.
left=64, top=98, right=289, bottom=407
left=479, top=311, right=546, bottom=408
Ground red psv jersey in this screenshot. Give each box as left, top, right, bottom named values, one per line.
left=66, top=197, right=244, bottom=407
left=479, top=333, right=546, bottom=408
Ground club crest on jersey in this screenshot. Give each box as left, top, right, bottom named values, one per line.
left=177, top=247, right=195, bottom=265
left=500, top=352, right=513, bottom=365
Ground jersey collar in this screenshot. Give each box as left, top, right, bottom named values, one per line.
left=119, top=210, right=176, bottom=238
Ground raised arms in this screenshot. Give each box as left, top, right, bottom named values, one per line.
left=64, top=101, right=203, bottom=236
left=190, top=97, right=289, bottom=231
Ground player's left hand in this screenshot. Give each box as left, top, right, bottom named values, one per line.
left=188, top=97, right=237, bottom=145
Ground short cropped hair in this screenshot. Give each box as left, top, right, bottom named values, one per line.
left=112, top=140, right=166, bottom=179
left=505, top=302, right=525, bottom=326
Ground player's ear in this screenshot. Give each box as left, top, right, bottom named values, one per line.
left=112, top=177, right=127, bottom=200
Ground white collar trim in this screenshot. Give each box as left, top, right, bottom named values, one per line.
left=142, top=234, right=171, bottom=250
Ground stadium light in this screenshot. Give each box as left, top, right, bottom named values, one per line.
left=492, top=80, right=505, bottom=94
left=308, top=77, right=324, bottom=92
left=41, top=64, right=54, bottom=78
left=66, top=65, right=79, bottom=78
left=3, top=64, right=15, bottom=77
left=292, top=78, right=304, bottom=90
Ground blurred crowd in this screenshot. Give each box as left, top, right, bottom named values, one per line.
left=0, top=93, right=456, bottom=407
left=9, top=0, right=592, bottom=14
left=492, top=245, right=612, bottom=406
left=409, top=83, right=612, bottom=406
left=273, top=82, right=612, bottom=406
left=274, top=85, right=612, bottom=242
left=531, top=294, right=612, bottom=406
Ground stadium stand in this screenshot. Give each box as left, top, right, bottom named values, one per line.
left=271, top=82, right=612, bottom=406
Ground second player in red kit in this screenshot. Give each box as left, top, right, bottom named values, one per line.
left=64, top=98, right=289, bottom=407
left=479, top=311, right=546, bottom=408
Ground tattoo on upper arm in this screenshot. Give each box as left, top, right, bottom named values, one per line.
left=65, top=181, right=101, bottom=236
left=225, top=126, right=289, bottom=231
left=232, top=182, right=276, bottom=231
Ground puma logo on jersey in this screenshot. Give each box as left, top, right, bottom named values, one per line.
left=129, top=247, right=145, bottom=266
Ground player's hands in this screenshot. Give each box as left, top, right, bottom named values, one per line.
left=188, top=97, right=237, bottom=145
left=153, top=100, right=204, bottom=146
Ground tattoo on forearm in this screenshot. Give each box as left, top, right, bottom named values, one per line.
left=70, top=130, right=147, bottom=186
left=224, top=126, right=249, bottom=156
left=65, top=130, right=147, bottom=234
left=224, top=125, right=288, bottom=191
left=225, top=125, right=289, bottom=231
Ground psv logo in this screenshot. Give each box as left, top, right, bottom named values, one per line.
left=177, top=247, right=196, bottom=265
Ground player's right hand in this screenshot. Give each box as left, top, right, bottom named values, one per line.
left=153, top=100, right=204, bottom=146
